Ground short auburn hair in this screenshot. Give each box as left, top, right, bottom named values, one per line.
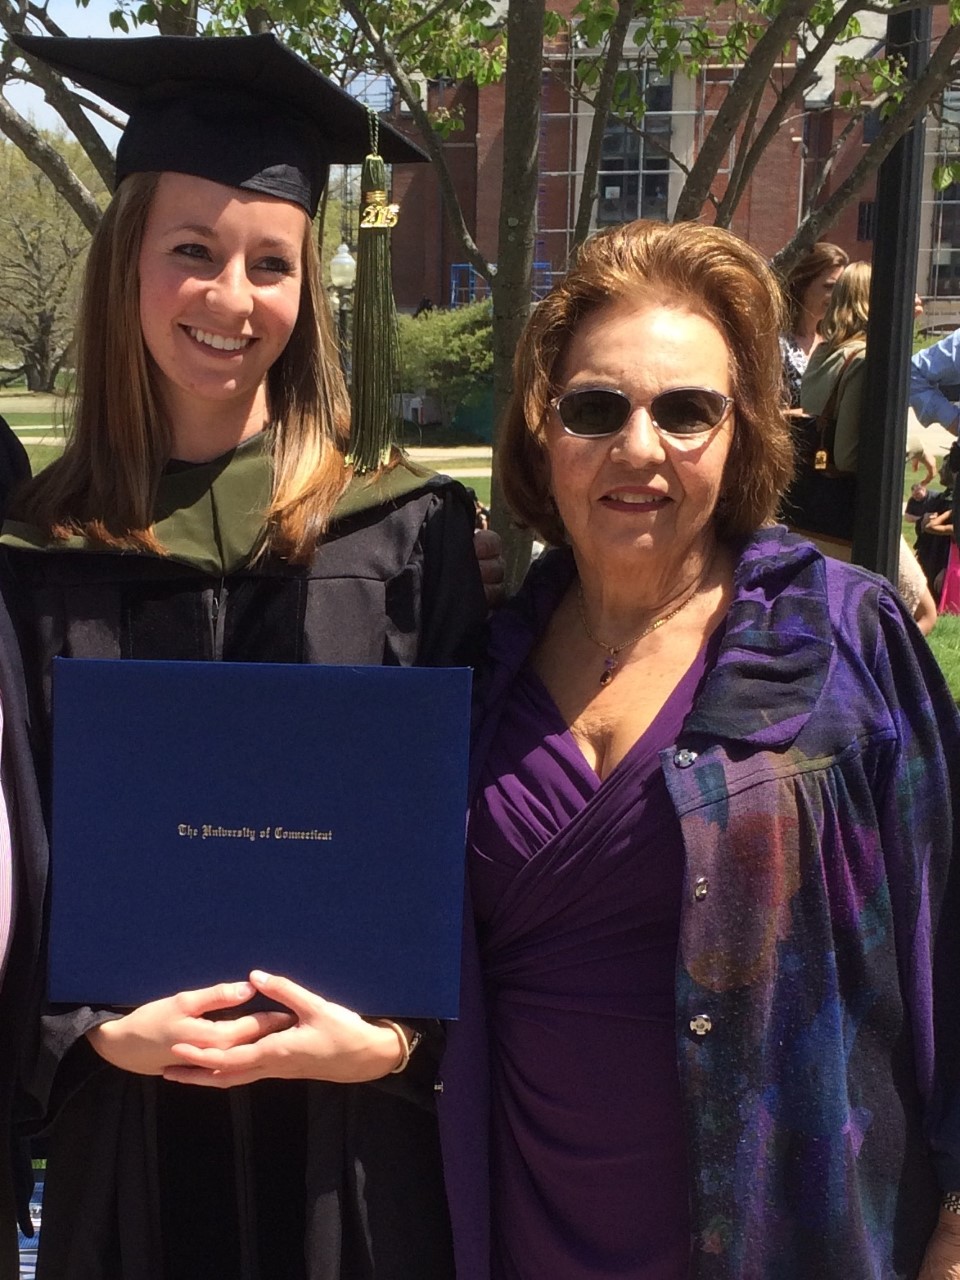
left=497, top=220, right=794, bottom=546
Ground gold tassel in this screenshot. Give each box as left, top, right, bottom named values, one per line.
left=348, top=110, right=402, bottom=473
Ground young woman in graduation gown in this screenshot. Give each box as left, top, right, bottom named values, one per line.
left=0, top=32, right=486, bottom=1280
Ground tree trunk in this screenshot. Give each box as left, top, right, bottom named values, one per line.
left=488, top=0, right=546, bottom=589
left=156, top=2, right=199, bottom=36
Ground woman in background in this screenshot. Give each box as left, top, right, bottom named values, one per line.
left=778, top=241, right=848, bottom=410
left=798, top=261, right=938, bottom=631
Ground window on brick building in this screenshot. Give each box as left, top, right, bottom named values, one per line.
left=932, top=185, right=960, bottom=296
left=857, top=200, right=877, bottom=242
left=929, top=91, right=960, bottom=298
left=862, top=109, right=881, bottom=145
left=596, top=67, right=673, bottom=226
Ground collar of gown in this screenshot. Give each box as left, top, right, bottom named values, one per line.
left=0, top=435, right=437, bottom=575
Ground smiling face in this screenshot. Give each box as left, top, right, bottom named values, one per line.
left=545, top=298, right=735, bottom=593
left=138, top=171, right=306, bottom=444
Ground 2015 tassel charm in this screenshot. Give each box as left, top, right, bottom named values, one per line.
left=348, top=109, right=403, bottom=474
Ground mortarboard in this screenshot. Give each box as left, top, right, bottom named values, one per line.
left=11, top=32, right=428, bottom=217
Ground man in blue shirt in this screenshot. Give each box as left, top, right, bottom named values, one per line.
left=910, top=329, right=960, bottom=433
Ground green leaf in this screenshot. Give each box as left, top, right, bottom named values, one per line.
left=109, top=11, right=130, bottom=32
left=577, top=60, right=601, bottom=87
left=933, top=164, right=955, bottom=193
left=543, top=10, right=564, bottom=38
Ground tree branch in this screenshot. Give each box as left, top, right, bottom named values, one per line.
left=672, top=0, right=820, bottom=222
left=714, top=73, right=765, bottom=225
left=155, top=1, right=199, bottom=37
left=394, top=0, right=462, bottom=48
left=25, top=0, right=67, bottom=37
left=0, top=0, right=116, bottom=187
left=243, top=6, right=272, bottom=34
left=772, top=16, right=960, bottom=273
left=806, top=106, right=864, bottom=208
left=0, top=92, right=101, bottom=232
left=715, top=0, right=866, bottom=224
left=573, top=0, right=637, bottom=249
left=340, top=0, right=490, bottom=278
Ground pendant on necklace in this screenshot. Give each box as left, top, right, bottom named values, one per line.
left=600, top=656, right=617, bottom=687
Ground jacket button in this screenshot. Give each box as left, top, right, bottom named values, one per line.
left=694, top=876, right=709, bottom=901
left=674, top=748, right=698, bottom=768
left=689, top=1014, right=712, bottom=1036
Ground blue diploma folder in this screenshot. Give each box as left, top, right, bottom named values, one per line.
left=50, top=658, right=472, bottom=1016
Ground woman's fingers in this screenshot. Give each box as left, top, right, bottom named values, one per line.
left=169, top=1041, right=252, bottom=1068
left=163, top=1065, right=263, bottom=1089
left=167, top=1036, right=281, bottom=1073
left=177, top=980, right=255, bottom=1017
left=186, top=1009, right=295, bottom=1049
left=248, top=969, right=321, bottom=1016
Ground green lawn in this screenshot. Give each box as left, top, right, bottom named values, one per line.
left=455, top=476, right=491, bottom=506
left=4, top=413, right=65, bottom=427
left=928, top=614, right=960, bottom=698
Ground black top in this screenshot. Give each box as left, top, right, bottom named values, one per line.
left=906, top=486, right=954, bottom=591
left=0, top=418, right=29, bottom=523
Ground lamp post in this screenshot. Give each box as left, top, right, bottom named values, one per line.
left=329, top=242, right=357, bottom=372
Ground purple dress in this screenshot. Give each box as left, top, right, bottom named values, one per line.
left=467, top=636, right=719, bottom=1279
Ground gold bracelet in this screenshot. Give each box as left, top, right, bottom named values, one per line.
left=373, top=1019, right=422, bottom=1074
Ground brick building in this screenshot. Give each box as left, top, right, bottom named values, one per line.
left=385, top=3, right=960, bottom=326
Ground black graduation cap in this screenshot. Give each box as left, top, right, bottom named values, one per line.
left=12, top=32, right=428, bottom=216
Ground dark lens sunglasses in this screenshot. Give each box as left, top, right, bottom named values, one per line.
left=551, top=386, right=733, bottom=440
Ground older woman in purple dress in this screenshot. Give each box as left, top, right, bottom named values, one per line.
left=438, top=221, right=960, bottom=1280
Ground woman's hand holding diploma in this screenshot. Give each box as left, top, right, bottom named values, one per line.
left=85, top=980, right=295, bottom=1076
left=162, top=970, right=409, bottom=1086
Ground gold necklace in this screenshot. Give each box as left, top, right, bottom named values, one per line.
left=577, top=581, right=701, bottom=687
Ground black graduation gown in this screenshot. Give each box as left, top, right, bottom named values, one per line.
left=0, top=418, right=29, bottom=523
left=0, top=447, right=487, bottom=1280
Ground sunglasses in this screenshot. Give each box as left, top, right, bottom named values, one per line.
left=551, top=386, right=734, bottom=441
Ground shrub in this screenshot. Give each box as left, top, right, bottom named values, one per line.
left=398, top=300, right=492, bottom=427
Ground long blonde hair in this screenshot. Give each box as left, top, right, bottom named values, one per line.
left=818, top=261, right=871, bottom=351
left=13, top=172, right=349, bottom=563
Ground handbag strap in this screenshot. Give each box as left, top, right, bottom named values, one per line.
left=817, top=347, right=861, bottom=424
left=815, top=346, right=862, bottom=452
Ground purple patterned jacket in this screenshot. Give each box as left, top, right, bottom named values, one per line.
left=439, top=525, right=960, bottom=1280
